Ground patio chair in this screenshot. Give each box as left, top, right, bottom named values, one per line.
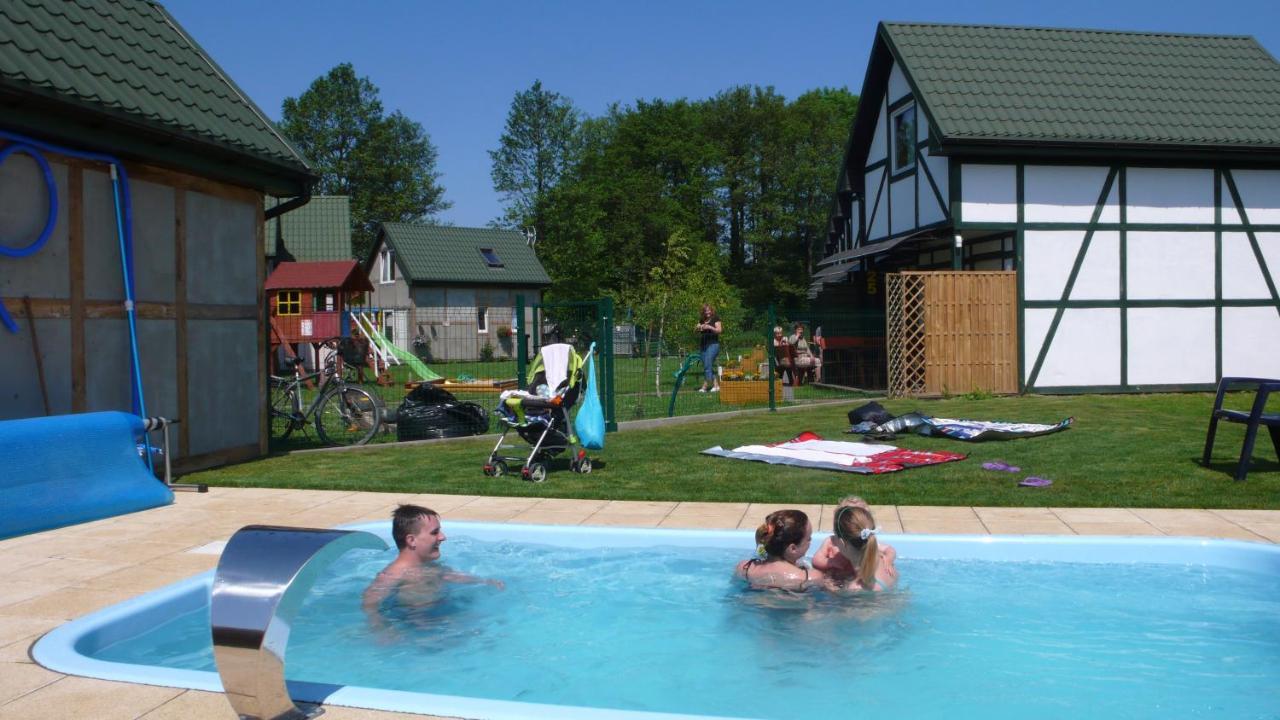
left=1201, top=377, right=1280, bottom=481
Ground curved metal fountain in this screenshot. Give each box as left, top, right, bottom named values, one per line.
left=211, top=525, right=388, bottom=720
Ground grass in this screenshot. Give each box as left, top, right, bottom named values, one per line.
left=196, top=391, right=1280, bottom=508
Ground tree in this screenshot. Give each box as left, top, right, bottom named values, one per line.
left=489, top=80, right=580, bottom=241
left=280, top=63, right=449, bottom=261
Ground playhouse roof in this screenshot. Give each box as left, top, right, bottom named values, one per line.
left=265, top=260, right=373, bottom=293
left=878, top=22, right=1280, bottom=153
left=265, top=196, right=353, bottom=261
left=0, top=0, right=313, bottom=196
left=373, top=223, right=551, bottom=288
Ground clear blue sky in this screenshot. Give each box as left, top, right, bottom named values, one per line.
left=163, top=0, right=1280, bottom=228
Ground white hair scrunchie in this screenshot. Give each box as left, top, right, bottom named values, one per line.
left=859, top=527, right=878, bottom=541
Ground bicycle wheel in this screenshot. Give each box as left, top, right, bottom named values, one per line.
left=315, top=385, right=382, bottom=446
left=269, top=381, right=299, bottom=441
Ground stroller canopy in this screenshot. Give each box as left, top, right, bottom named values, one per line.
left=530, top=343, right=582, bottom=395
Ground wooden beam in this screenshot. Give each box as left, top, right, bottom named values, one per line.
left=256, top=196, right=268, bottom=456
left=175, top=188, right=189, bottom=456
left=4, top=298, right=258, bottom=321
left=172, top=442, right=262, bottom=475
left=68, top=165, right=86, bottom=412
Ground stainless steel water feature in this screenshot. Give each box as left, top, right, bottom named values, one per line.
left=211, top=525, right=388, bottom=720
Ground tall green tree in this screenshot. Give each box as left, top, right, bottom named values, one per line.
left=489, top=80, right=580, bottom=242
left=280, top=63, right=449, bottom=261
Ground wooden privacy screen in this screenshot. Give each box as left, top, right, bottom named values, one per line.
left=886, top=271, right=1017, bottom=397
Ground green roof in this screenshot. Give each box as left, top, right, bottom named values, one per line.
left=265, top=196, right=353, bottom=261
left=0, top=0, right=312, bottom=192
left=882, top=22, right=1280, bottom=149
left=376, top=224, right=551, bottom=287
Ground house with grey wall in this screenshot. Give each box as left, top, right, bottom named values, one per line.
left=0, top=0, right=314, bottom=470
left=364, top=223, right=550, bottom=361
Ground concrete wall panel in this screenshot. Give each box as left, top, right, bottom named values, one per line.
left=1222, top=232, right=1280, bottom=300
left=960, top=164, right=1017, bottom=223
left=186, top=319, right=259, bottom=456
left=1024, top=230, right=1119, bottom=301
left=130, top=179, right=176, bottom=303
left=1222, top=307, right=1280, bottom=378
left=186, top=192, right=257, bottom=305
left=0, top=318, right=71, bottom=419
left=84, top=318, right=133, bottom=413
left=1127, top=308, right=1216, bottom=385
left=84, top=169, right=125, bottom=301
left=1126, top=167, right=1213, bottom=225
left=1024, top=166, right=1116, bottom=223
left=0, top=155, right=69, bottom=298
left=1024, top=308, right=1120, bottom=387
left=1127, top=231, right=1215, bottom=300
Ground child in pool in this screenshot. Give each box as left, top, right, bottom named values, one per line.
left=811, top=497, right=898, bottom=591
left=735, top=509, right=826, bottom=592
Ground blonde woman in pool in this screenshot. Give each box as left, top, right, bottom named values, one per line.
left=812, top=498, right=898, bottom=592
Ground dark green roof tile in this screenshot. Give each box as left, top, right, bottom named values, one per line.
left=882, top=22, right=1280, bottom=148
left=0, top=0, right=311, bottom=175
left=379, top=224, right=550, bottom=287
left=265, top=196, right=353, bottom=261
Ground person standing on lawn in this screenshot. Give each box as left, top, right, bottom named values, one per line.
left=696, top=303, right=722, bottom=393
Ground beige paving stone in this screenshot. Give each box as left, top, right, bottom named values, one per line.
left=1128, top=508, right=1222, bottom=525
left=320, top=705, right=450, bottom=720
left=145, top=553, right=219, bottom=575
left=739, top=504, right=822, bottom=529
left=896, top=506, right=983, bottom=533
left=0, top=638, right=35, bottom=663
left=1050, top=507, right=1144, bottom=524
left=1209, top=509, right=1280, bottom=523
left=1066, top=522, right=1166, bottom=536
left=671, top=501, right=749, bottom=515
left=533, top=498, right=611, bottom=513
left=579, top=514, right=668, bottom=527
left=59, top=540, right=193, bottom=565
left=980, top=520, right=1075, bottom=535
left=0, top=675, right=180, bottom=720
left=899, top=519, right=989, bottom=535
left=448, top=506, right=528, bottom=522
left=0, top=582, right=61, bottom=610
left=0, top=661, right=59, bottom=705
left=74, top=564, right=197, bottom=594
left=0, top=617, right=60, bottom=649
left=658, top=514, right=744, bottom=529
left=594, top=501, right=679, bottom=515
left=399, top=494, right=480, bottom=512
left=457, top=497, right=542, bottom=512
left=5, top=557, right=132, bottom=586
left=137, top=689, right=237, bottom=720
left=0, top=586, right=140, bottom=622
left=974, top=507, right=1061, bottom=521
left=1231, top=522, right=1280, bottom=542
left=508, top=509, right=591, bottom=525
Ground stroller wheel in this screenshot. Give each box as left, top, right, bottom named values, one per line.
left=527, top=462, right=548, bottom=483
left=574, top=457, right=593, bottom=474
left=492, top=460, right=509, bottom=477
left=483, top=464, right=495, bottom=477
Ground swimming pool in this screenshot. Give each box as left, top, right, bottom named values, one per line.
left=34, top=522, right=1280, bottom=719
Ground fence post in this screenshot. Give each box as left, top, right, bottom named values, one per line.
left=767, top=303, right=776, bottom=411
left=515, top=294, right=527, bottom=389
left=601, top=296, right=617, bottom=431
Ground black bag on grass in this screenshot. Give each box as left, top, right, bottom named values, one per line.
left=395, top=384, right=489, bottom=441
left=848, top=401, right=894, bottom=426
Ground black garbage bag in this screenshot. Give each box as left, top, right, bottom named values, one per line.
left=848, top=401, right=895, bottom=426
left=395, top=384, right=490, bottom=441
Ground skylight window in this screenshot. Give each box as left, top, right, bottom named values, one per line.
left=480, top=248, right=504, bottom=267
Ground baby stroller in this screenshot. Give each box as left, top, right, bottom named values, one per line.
left=484, top=342, right=594, bottom=482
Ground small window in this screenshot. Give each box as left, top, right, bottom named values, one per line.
left=891, top=104, right=917, bottom=173
left=379, top=248, right=395, bottom=283
left=277, top=291, right=301, bottom=316
left=480, top=248, right=503, bottom=267
left=477, top=306, right=489, bottom=333
left=313, top=292, right=335, bottom=312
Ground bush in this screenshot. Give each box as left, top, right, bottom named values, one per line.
left=479, top=340, right=495, bottom=362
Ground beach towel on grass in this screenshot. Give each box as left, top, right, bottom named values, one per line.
left=850, top=413, right=1074, bottom=442
left=702, top=431, right=966, bottom=474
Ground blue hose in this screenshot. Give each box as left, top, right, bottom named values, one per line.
left=0, top=131, right=149, bottom=447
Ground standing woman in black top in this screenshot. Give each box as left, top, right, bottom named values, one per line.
left=695, top=304, right=722, bottom=393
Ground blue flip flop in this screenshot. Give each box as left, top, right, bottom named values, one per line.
left=1018, top=476, right=1052, bottom=488
left=982, top=460, right=1021, bottom=473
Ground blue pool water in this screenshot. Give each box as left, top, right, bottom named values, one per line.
left=83, top=529, right=1280, bottom=719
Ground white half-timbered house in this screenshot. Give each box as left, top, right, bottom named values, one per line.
left=814, top=22, right=1280, bottom=393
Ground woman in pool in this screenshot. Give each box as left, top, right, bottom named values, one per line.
left=812, top=500, right=897, bottom=592
left=735, top=509, right=826, bottom=592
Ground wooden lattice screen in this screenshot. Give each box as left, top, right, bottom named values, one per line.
left=886, top=271, right=1017, bottom=397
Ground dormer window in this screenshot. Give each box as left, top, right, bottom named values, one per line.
left=480, top=248, right=503, bottom=267
left=891, top=103, right=917, bottom=174
left=379, top=247, right=395, bottom=283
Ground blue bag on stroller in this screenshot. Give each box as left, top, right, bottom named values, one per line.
left=575, top=343, right=605, bottom=450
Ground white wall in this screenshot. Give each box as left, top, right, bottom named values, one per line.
left=960, top=164, right=1017, bottom=223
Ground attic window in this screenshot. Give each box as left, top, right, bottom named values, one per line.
left=480, top=248, right=504, bottom=267
left=891, top=103, right=916, bottom=174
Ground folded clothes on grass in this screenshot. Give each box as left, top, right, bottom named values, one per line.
left=849, top=412, right=1074, bottom=442
left=702, top=430, right=966, bottom=474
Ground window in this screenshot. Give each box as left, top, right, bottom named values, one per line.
left=313, top=292, right=335, bottom=312
left=477, top=306, right=489, bottom=333
left=277, top=291, right=301, bottom=316
left=479, top=248, right=503, bottom=267
left=891, top=104, right=916, bottom=173
left=379, top=247, right=396, bottom=283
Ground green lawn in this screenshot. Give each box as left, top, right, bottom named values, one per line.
left=201, top=392, right=1280, bottom=508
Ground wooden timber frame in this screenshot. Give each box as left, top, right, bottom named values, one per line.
left=0, top=146, right=268, bottom=474
left=887, top=270, right=1017, bottom=397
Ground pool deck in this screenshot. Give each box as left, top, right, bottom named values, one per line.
left=3, top=489, right=1280, bottom=720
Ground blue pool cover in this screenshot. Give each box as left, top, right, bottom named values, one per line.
left=0, top=411, right=173, bottom=539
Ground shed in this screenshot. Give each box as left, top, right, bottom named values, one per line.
left=364, top=223, right=550, bottom=360
left=266, top=260, right=373, bottom=350
left=816, top=22, right=1280, bottom=393
left=0, top=0, right=314, bottom=470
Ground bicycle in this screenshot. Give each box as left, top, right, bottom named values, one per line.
left=269, top=340, right=382, bottom=446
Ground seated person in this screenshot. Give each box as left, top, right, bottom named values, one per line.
left=735, top=509, right=826, bottom=592
left=812, top=498, right=897, bottom=592
left=772, top=326, right=794, bottom=384
left=363, top=505, right=503, bottom=633
left=788, top=322, right=819, bottom=384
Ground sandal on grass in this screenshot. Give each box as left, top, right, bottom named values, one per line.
left=1018, top=476, right=1052, bottom=488
left=981, top=460, right=1021, bottom=473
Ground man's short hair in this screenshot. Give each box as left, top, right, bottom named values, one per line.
left=391, top=504, right=439, bottom=550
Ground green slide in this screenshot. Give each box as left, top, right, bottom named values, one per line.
left=370, top=328, right=442, bottom=381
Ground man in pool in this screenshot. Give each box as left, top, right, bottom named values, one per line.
left=362, top=504, right=503, bottom=631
